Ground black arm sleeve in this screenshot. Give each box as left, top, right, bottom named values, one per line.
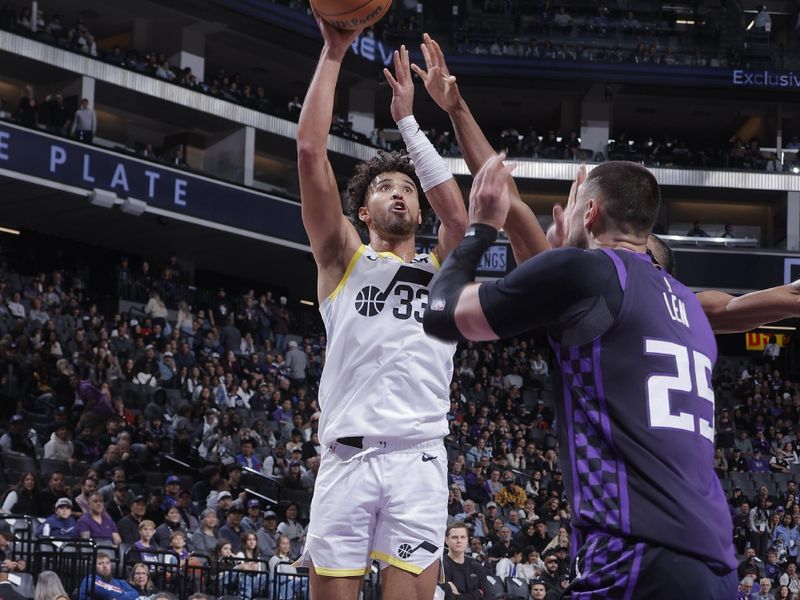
left=423, top=223, right=498, bottom=342
left=479, top=247, right=621, bottom=340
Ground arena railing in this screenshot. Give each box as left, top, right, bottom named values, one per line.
left=34, top=539, right=99, bottom=600
left=270, top=560, right=308, bottom=600
left=3, top=514, right=34, bottom=566
left=659, top=235, right=759, bottom=248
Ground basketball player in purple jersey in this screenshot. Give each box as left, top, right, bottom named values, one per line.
left=413, top=33, right=800, bottom=339
left=424, top=156, right=738, bottom=599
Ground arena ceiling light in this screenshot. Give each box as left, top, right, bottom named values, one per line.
left=88, top=188, right=117, bottom=209
left=300, top=299, right=315, bottom=306
left=120, top=197, right=148, bottom=216
left=0, top=227, right=20, bottom=236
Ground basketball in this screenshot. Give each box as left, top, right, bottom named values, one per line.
left=310, top=0, right=393, bottom=30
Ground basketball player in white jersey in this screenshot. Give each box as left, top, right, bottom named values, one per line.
left=296, top=15, right=468, bottom=600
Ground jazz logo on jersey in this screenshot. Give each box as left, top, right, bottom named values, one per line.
left=662, top=277, right=689, bottom=327
left=354, top=265, right=433, bottom=321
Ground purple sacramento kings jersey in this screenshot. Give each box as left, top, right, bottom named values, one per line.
left=549, top=249, right=736, bottom=571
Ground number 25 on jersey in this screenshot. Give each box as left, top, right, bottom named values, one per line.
left=644, top=339, right=714, bottom=443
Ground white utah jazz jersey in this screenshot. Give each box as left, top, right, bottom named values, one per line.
left=318, top=244, right=456, bottom=446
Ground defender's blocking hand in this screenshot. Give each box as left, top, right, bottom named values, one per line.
left=411, top=33, right=461, bottom=113
left=469, top=153, right=517, bottom=231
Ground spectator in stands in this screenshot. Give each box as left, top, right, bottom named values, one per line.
left=77, top=552, right=138, bottom=600
left=276, top=503, right=304, bottom=558
left=33, top=570, right=69, bottom=600
left=764, top=336, right=781, bottom=366
left=128, top=519, right=159, bottom=565
left=37, top=497, right=78, bottom=538
left=284, top=340, right=307, bottom=388
left=0, top=522, right=23, bottom=572
left=77, top=492, right=121, bottom=545
left=0, top=414, right=36, bottom=455
left=256, top=510, right=279, bottom=560
left=771, top=513, right=799, bottom=563
left=43, top=422, right=74, bottom=460
left=495, top=471, right=527, bottom=508
left=530, top=580, right=548, bottom=600
left=754, top=5, right=772, bottom=31
left=686, top=221, right=710, bottom=237
left=234, top=531, right=268, bottom=597
left=749, top=498, right=772, bottom=557
left=188, top=508, right=218, bottom=556
left=218, top=505, right=245, bottom=553
left=539, top=550, right=562, bottom=592
left=127, top=563, right=154, bottom=598
left=117, top=494, right=147, bottom=544
left=144, top=291, right=168, bottom=329
left=236, top=438, right=262, bottom=471
left=779, top=564, right=800, bottom=596
left=241, top=499, right=262, bottom=531
left=1, top=471, right=39, bottom=515
left=38, top=472, right=69, bottom=516
left=440, top=522, right=487, bottom=598
left=268, top=534, right=306, bottom=599
left=552, top=7, right=572, bottom=30
left=15, top=86, right=37, bottom=129
left=169, top=147, right=188, bottom=168
left=70, top=98, right=96, bottom=143
left=74, top=476, right=99, bottom=515
left=42, top=94, right=70, bottom=136
left=154, top=505, right=186, bottom=548
left=496, top=545, right=524, bottom=579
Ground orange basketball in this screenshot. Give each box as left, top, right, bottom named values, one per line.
left=311, top=0, right=393, bottom=30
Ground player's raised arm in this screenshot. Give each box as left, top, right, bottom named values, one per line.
left=424, top=154, right=513, bottom=341
left=384, top=45, right=467, bottom=261
left=411, top=33, right=547, bottom=264
left=296, top=16, right=363, bottom=295
left=698, top=283, right=800, bottom=334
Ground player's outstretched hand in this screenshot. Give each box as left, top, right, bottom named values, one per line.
left=469, top=153, right=517, bottom=231
left=313, top=9, right=362, bottom=56
left=411, top=33, right=460, bottom=114
left=383, top=45, right=415, bottom=123
left=547, top=162, right=586, bottom=248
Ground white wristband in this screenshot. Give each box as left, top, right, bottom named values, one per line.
left=397, top=115, right=453, bottom=193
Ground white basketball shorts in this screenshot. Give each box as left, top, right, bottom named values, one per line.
left=297, top=437, right=448, bottom=577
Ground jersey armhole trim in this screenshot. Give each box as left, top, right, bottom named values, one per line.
left=327, top=245, right=366, bottom=302
left=429, top=250, right=441, bottom=270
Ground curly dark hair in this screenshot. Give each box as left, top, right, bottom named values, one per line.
left=343, top=150, right=426, bottom=234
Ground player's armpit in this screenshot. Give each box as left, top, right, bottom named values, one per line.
left=700, top=284, right=800, bottom=334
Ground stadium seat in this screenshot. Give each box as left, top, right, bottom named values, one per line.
left=750, top=472, right=771, bottom=486
left=790, top=464, right=800, bottom=479
left=483, top=574, right=507, bottom=599
left=12, top=572, right=35, bottom=599
left=1, top=452, right=38, bottom=482
left=70, top=462, right=92, bottom=477
left=773, top=472, right=794, bottom=491
left=39, top=459, right=70, bottom=476
left=504, top=576, right=529, bottom=598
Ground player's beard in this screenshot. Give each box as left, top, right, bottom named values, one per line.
left=373, top=210, right=417, bottom=237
